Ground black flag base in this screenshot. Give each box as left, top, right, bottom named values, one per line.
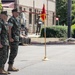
left=42, top=57, right=49, bottom=61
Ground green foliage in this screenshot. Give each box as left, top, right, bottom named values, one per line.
left=41, top=26, right=67, bottom=38
left=56, top=0, right=75, bottom=25
left=71, top=24, right=75, bottom=38
left=72, top=4, right=75, bottom=24
left=56, top=0, right=67, bottom=25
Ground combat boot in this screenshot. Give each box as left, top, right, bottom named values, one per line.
left=2, top=66, right=10, bottom=74
left=8, top=64, right=19, bottom=72
left=0, top=68, right=7, bottom=75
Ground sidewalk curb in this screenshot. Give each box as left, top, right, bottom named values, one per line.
left=31, top=41, right=75, bottom=45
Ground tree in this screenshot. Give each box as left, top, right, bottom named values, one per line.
left=56, top=0, right=75, bottom=25
left=72, top=1, right=75, bottom=24
left=56, top=0, right=67, bottom=25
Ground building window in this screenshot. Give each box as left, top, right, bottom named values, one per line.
left=36, top=9, right=38, bottom=18
left=29, top=8, right=32, bottom=24
left=24, top=8, right=26, bottom=11
left=19, top=7, right=22, bottom=11
left=38, top=11, right=41, bottom=14
left=34, top=9, right=37, bottom=24
left=53, top=12, right=54, bottom=25
left=37, top=10, right=38, bottom=13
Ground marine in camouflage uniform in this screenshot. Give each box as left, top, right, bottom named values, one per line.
left=8, top=8, right=20, bottom=71
left=0, top=11, right=9, bottom=74
left=36, top=15, right=42, bottom=35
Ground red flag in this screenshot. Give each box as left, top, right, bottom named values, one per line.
left=40, top=4, right=46, bottom=22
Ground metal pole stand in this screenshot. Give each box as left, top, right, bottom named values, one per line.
left=42, top=57, right=49, bottom=61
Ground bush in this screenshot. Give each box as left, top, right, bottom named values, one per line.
left=71, top=24, right=75, bottom=38
left=41, top=26, right=67, bottom=38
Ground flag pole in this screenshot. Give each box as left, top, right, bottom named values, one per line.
left=40, top=4, right=49, bottom=61
left=42, top=16, right=49, bottom=61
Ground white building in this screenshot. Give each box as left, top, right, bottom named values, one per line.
left=1, top=0, right=56, bottom=33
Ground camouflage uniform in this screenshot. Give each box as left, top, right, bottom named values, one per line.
left=8, top=16, right=20, bottom=65
left=36, top=16, right=42, bottom=34
left=0, top=18, right=9, bottom=68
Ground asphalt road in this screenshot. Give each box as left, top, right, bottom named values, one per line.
left=5, top=45, right=75, bottom=75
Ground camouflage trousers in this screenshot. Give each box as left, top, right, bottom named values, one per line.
left=8, top=41, right=19, bottom=65
left=36, top=25, right=41, bottom=34
left=0, top=46, right=8, bottom=68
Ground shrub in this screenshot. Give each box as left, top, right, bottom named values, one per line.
left=41, top=26, right=67, bottom=38
left=71, top=24, right=75, bottom=38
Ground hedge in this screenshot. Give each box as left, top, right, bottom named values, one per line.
left=40, top=26, right=68, bottom=38
left=71, top=24, right=75, bottom=38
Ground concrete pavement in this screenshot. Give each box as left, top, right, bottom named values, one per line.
left=5, top=45, right=75, bottom=75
